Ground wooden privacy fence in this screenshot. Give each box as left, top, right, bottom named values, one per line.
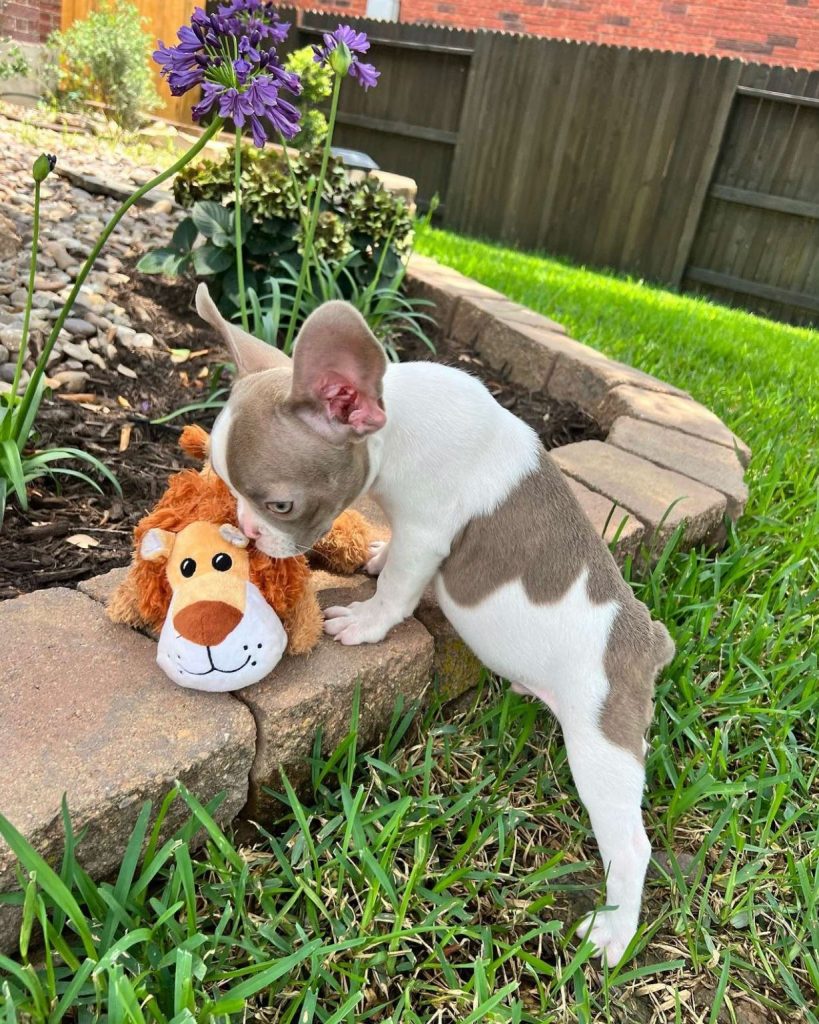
left=61, top=0, right=199, bottom=123
left=277, top=9, right=819, bottom=327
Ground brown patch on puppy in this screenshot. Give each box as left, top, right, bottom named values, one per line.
left=441, top=449, right=674, bottom=760
left=600, top=615, right=675, bottom=759
left=442, top=451, right=626, bottom=606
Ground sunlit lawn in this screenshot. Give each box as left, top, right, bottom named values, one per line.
left=1, top=229, right=817, bottom=1023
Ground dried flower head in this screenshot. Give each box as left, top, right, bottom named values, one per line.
left=154, top=0, right=302, bottom=144
left=313, top=24, right=380, bottom=90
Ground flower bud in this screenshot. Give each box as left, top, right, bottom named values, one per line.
left=32, top=153, right=57, bottom=182
left=328, top=40, right=352, bottom=77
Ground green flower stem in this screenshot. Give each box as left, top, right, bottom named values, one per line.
left=283, top=71, right=343, bottom=355
left=233, top=125, right=249, bottom=332
left=14, top=117, right=224, bottom=437
left=3, top=180, right=40, bottom=441
left=278, top=137, right=309, bottom=235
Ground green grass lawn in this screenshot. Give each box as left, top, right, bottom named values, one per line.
left=2, top=231, right=817, bottom=1023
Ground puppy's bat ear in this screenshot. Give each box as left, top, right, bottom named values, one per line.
left=289, top=301, right=387, bottom=444
left=195, top=283, right=290, bottom=376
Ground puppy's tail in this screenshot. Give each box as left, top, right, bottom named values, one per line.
left=179, top=424, right=210, bottom=462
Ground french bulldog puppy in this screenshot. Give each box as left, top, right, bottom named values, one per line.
left=197, top=284, right=674, bottom=965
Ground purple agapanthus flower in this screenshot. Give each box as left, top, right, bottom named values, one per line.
left=313, top=24, right=380, bottom=90
left=153, top=0, right=302, bottom=143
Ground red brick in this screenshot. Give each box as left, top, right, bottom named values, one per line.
left=373, top=0, right=819, bottom=69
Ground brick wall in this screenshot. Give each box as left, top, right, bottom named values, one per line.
left=290, top=0, right=819, bottom=70
left=1, top=0, right=61, bottom=43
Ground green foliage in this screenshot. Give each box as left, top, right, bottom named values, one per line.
left=44, top=1, right=161, bottom=130
left=284, top=46, right=332, bottom=150
left=248, top=253, right=435, bottom=360
left=141, top=145, right=415, bottom=332
left=0, top=377, right=120, bottom=523
left=174, top=144, right=412, bottom=260
left=0, top=38, right=29, bottom=80
left=0, top=176, right=120, bottom=523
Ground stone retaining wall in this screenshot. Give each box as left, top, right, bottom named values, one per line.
left=0, top=256, right=750, bottom=952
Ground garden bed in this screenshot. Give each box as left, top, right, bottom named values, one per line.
left=0, top=262, right=603, bottom=600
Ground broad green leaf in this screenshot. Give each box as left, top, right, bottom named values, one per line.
left=192, top=244, right=234, bottom=276
left=191, top=200, right=232, bottom=240
left=171, top=216, right=198, bottom=252
left=136, top=248, right=180, bottom=275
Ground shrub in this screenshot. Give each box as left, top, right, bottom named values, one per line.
left=44, top=1, right=161, bottom=130
left=140, top=144, right=415, bottom=326
left=284, top=46, right=333, bottom=150
left=0, top=38, right=29, bottom=80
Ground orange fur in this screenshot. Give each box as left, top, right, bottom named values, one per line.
left=312, top=507, right=372, bottom=574
left=107, top=425, right=371, bottom=656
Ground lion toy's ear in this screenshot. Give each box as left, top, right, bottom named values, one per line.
left=154, top=521, right=287, bottom=693
left=140, top=528, right=175, bottom=563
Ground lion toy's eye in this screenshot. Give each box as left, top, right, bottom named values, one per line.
left=180, top=558, right=196, bottom=578
left=212, top=552, right=232, bottom=572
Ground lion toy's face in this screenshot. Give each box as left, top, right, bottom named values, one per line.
left=141, top=520, right=287, bottom=692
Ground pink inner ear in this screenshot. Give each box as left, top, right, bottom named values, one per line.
left=319, top=374, right=385, bottom=434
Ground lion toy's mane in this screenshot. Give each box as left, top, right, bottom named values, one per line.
left=106, top=424, right=371, bottom=654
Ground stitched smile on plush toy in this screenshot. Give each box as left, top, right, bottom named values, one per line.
left=172, top=638, right=267, bottom=676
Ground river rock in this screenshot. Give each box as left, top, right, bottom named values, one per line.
left=64, top=317, right=97, bottom=338
left=0, top=364, right=28, bottom=386
left=42, top=241, right=74, bottom=271
left=51, top=369, right=90, bottom=392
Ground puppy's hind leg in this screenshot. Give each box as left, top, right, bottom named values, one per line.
left=559, top=709, right=651, bottom=966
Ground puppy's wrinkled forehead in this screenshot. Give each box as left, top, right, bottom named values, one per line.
left=213, top=367, right=353, bottom=498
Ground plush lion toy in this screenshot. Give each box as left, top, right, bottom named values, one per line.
left=107, top=424, right=371, bottom=659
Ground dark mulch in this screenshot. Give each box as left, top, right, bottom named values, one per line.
left=0, top=267, right=601, bottom=600
left=0, top=273, right=222, bottom=601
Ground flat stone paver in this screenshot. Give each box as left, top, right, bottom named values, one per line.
left=473, top=316, right=593, bottom=392
left=562, top=476, right=645, bottom=560
left=450, top=294, right=567, bottom=349
left=599, top=385, right=751, bottom=465
left=553, top=440, right=727, bottom=546
left=77, top=565, right=129, bottom=606
left=406, top=256, right=504, bottom=336
left=0, top=587, right=256, bottom=953
left=239, top=577, right=435, bottom=818
left=547, top=349, right=689, bottom=412
left=608, top=416, right=749, bottom=518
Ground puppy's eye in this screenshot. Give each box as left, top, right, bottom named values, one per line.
left=180, top=558, right=196, bottom=578
left=212, top=552, right=232, bottom=572
left=266, top=500, right=293, bottom=515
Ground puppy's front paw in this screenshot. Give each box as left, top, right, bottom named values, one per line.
left=577, top=910, right=635, bottom=967
left=323, top=599, right=395, bottom=645
left=365, top=540, right=389, bottom=576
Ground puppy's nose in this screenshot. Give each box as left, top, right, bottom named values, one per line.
left=237, top=502, right=260, bottom=539
left=240, top=516, right=260, bottom=540
left=173, top=600, right=242, bottom=647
